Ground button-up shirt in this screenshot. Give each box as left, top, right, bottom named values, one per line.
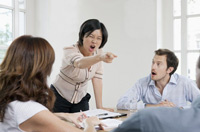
left=117, top=73, right=200, bottom=109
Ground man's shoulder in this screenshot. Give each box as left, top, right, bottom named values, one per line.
left=173, top=73, right=193, bottom=82
left=138, top=74, right=151, bottom=81
left=171, top=74, right=198, bottom=90
left=137, top=75, right=152, bottom=86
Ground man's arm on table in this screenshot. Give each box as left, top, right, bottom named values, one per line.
left=117, top=82, right=145, bottom=110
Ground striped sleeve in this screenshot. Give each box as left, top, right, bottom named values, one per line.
left=63, top=46, right=83, bottom=67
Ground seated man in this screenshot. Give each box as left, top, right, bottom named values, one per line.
left=117, top=49, right=200, bottom=110
left=111, top=55, right=200, bottom=132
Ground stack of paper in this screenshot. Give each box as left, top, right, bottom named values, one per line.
left=83, top=109, right=122, bottom=119
left=79, top=109, right=125, bottom=131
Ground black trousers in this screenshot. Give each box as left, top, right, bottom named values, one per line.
left=50, top=84, right=91, bottom=113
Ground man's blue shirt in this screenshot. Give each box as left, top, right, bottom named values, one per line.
left=117, top=73, right=200, bottom=109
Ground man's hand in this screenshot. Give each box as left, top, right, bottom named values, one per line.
left=146, top=100, right=176, bottom=107
left=158, top=100, right=176, bottom=107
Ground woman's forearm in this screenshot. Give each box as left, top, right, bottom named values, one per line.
left=74, top=52, right=116, bottom=69
left=54, top=113, right=70, bottom=121
left=74, top=54, right=102, bottom=69
left=92, top=78, right=103, bottom=108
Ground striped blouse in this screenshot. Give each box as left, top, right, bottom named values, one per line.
left=53, top=44, right=103, bottom=104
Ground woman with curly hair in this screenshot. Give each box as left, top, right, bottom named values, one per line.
left=0, top=35, right=102, bottom=132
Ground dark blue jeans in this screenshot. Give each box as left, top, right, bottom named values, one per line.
left=50, top=84, right=91, bottom=113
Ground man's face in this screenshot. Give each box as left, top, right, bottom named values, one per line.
left=151, top=55, right=172, bottom=81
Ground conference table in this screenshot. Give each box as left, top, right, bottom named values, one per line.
left=97, top=109, right=137, bottom=132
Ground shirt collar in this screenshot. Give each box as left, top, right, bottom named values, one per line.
left=169, top=74, right=177, bottom=84
left=149, top=74, right=177, bottom=86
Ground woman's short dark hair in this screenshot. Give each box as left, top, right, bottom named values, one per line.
left=78, top=19, right=108, bottom=49
left=155, top=49, right=179, bottom=76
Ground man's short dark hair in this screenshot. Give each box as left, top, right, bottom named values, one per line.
left=155, top=49, right=179, bottom=75
left=78, top=19, right=108, bottom=49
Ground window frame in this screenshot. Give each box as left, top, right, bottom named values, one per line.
left=158, top=0, right=200, bottom=79
left=0, top=0, right=26, bottom=62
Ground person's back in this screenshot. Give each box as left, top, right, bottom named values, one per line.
left=142, top=99, right=200, bottom=132
left=113, top=96, right=200, bottom=132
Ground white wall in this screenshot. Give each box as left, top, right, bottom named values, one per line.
left=161, top=0, right=173, bottom=49
left=32, top=0, right=157, bottom=109
left=26, top=0, right=35, bottom=35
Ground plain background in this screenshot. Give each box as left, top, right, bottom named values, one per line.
left=26, top=0, right=157, bottom=109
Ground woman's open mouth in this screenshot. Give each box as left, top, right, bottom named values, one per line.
left=90, top=45, right=95, bottom=49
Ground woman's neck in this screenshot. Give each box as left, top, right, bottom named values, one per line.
left=78, top=45, right=92, bottom=56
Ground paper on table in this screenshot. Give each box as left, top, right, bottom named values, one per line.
left=79, top=118, right=122, bottom=131
left=83, top=109, right=121, bottom=119
left=100, top=119, right=122, bottom=131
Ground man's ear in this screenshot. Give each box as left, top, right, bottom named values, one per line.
left=167, top=67, right=174, bottom=74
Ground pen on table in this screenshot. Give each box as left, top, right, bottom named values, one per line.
left=96, top=113, right=108, bottom=116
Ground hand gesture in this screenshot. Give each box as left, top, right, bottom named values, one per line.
left=100, top=52, right=117, bottom=63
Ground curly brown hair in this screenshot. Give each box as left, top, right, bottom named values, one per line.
left=0, top=35, right=55, bottom=121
